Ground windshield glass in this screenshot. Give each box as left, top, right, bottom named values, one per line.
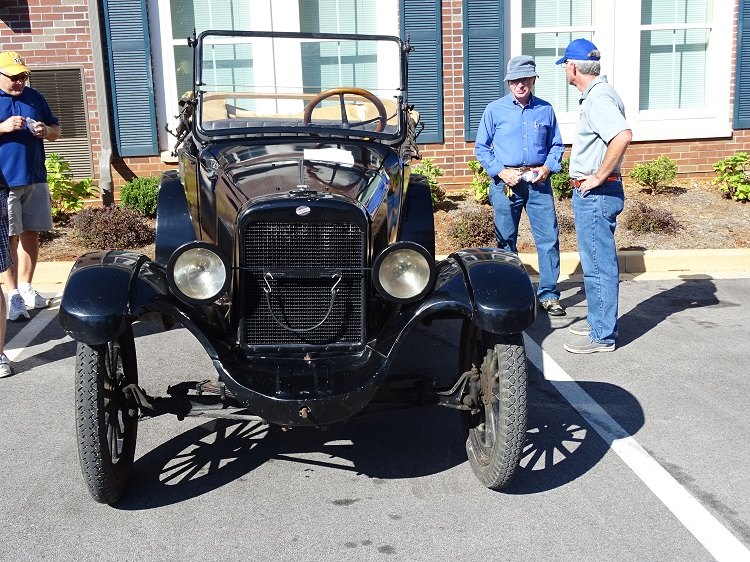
left=196, top=32, right=405, bottom=140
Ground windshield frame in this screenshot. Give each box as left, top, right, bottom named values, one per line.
left=192, top=30, right=408, bottom=146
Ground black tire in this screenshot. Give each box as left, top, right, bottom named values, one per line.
left=75, top=327, right=138, bottom=504
left=463, top=326, right=527, bottom=490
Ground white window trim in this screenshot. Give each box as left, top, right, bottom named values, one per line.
left=509, top=0, right=733, bottom=144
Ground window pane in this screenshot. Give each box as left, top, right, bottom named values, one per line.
left=171, top=0, right=251, bottom=39
left=522, top=0, right=592, bottom=28
left=522, top=31, right=592, bottom=112
left=641, top=0, right=711, bottom=25
left=639, top=28, right=708, bottom=110
left=174, top=45, right=194, bottom=98
left=301, top=0, right=376, bottom=34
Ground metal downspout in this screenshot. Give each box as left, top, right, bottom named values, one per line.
left=89, top=0, right=114, bottom=206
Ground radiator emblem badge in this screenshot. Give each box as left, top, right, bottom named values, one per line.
left=296, top=206, right=311, bottom=216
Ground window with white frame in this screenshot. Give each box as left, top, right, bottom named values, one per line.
left=149, top=0, right=398, bottom=154
left=509, top=0, right=733, bottom=142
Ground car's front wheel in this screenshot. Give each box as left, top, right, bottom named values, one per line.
left=463, top=327, right=527, bottom=490
left=75, top=327, right=138, bottom=504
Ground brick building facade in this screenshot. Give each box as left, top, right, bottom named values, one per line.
left=2, top=0, right=748, bottom=196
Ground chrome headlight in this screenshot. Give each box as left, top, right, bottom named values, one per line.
left=373, top=242, right=435, bottom=303
left=167, top=242, right=229, bottom=304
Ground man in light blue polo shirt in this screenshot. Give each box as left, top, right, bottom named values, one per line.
left=475, top=55, right=566, bottom=316
left=557, top=39, right=632, bottom=354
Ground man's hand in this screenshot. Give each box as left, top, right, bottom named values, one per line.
left=530, top=165, right=551, bottom=184
left=498, top=168, right=521, bottom=187
left=0, top=115, right=27, bottom=135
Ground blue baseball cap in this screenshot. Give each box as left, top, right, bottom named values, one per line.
left=555, top=38, right=600, bottom=65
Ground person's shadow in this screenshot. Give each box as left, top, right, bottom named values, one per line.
left=531, top=274, right=725, bottom=349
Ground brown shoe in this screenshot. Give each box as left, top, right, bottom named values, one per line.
left=539, top=299, right=566, bottom=316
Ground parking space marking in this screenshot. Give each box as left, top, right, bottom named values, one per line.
left=524, top=334, right=750, bottom=562
left=5, top=298, right=61, bottom=362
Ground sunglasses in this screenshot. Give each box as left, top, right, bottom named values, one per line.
left=1, top=72, right=30, bottom=82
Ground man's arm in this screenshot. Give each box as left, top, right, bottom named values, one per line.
left=577, top=128, right=632, bottom=194
left=44, top=123, right=60, bottom=141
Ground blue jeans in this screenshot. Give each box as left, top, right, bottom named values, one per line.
left=489, top=178, right=561, bottom=302
left=572, top=182, right=625, bottom=343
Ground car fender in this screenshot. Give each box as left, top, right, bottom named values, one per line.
left=373, top=247, right=536, bottom=357
left=59, top=251, right=166, bottom=346
left=451, top=247, right=537, bottom=333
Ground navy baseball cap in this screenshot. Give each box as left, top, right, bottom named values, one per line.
left=555, top=38, right=600, bottom=65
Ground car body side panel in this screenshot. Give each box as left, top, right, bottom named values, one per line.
left=155, top=170, right=198, bottom=265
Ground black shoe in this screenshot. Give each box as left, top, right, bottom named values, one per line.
left=539, top=299, right=566, bottom=316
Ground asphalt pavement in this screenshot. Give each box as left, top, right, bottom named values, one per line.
left=1, top=263, right=749, bottom=561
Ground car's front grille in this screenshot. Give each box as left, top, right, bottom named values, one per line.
left=241, top=221, right=366, bottom=350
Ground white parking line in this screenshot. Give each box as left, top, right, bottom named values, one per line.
left=5, top=298, right=62, bottom=362
left=523, top=334, right=750, bottom=562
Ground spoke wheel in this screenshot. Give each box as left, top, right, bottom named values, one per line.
left=462, top=324, right=527, bottom=490
left=75, top=327, right=138, bottom=504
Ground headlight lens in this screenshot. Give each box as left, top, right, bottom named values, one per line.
left=168, top=243, right=229, bottom=303
left=374, top=243, right=434, bottom=302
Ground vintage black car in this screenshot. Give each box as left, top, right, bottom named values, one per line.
left=60, top=30, right=536, bottom=504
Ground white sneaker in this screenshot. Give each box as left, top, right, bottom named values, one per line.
left=20, top=286, right=50, bottom=309
left=8, top=293, right=30, bottom=321
left=0, top=354, right=14, bottom=378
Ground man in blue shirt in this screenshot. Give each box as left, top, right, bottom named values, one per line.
left=475, top=55, right=566, bottom=316
left=0, top=50, right=60, bottom=325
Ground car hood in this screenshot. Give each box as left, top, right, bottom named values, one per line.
left=206, top=141, right=396, bottom=202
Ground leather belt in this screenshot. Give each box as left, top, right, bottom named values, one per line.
left=570, top=174, right=621, bottom=188
left=505, top=165, right=541, bottom=172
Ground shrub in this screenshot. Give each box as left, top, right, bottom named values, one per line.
left=120, top=175, right=160, bottom=217
left=467, top=160, right=491, bottom=205
left=45, top=153, right=99, bottom=223
left=411, top=158, right=445, bottom=204
left=713, top=152, right=750, bottom=202
left=622, top=201, right=680, bottom=235
left=551, top=157, right=572, bottom=199
left=629, top=155, right=677, bottom=195
left=447, top=205, right=496, bottom=248
left=71, top=206, right=155, bottom=249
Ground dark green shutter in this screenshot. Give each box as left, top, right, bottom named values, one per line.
left=401, top=0, right=443, bottom=143
left=463, top=0, right=503, bottom=141
left=735, top=0, right=750, bottom=128
left=102, top=0, right=158, bottom=156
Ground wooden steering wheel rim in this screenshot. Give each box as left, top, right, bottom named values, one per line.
left=303, top=87, right=388, bottom=133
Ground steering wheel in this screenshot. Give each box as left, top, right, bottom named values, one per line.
left=303, top=88, right=388, bottom=132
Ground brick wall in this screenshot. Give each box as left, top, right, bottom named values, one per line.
left=1, top=0, right=104, bottom=182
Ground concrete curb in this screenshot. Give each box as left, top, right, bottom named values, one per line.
left=19, top=248, right=750, bottom=288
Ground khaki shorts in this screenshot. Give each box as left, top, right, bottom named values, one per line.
left=7, top=183, right=53, bottom=236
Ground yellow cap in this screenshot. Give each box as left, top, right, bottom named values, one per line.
left=0, top=51, right=30, bottom=76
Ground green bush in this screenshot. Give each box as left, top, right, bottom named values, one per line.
left=411, top=158, right=445, bottom=204
left=713, top=152, right=750, bottom=202
left=551, top=157, right=572, bottom=199
left=120, top=175, right=160, bottom=217
left=467, top=160, right=491, bottom=204
left=629, top=155, right=677, bottom=195
left=71, top=206, right=155, bottom=249
left=45, top=153, right=98, bottom=223
left=622, top=201, right=680, bottom=235
left=447, top=205, right=496, bottom=248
